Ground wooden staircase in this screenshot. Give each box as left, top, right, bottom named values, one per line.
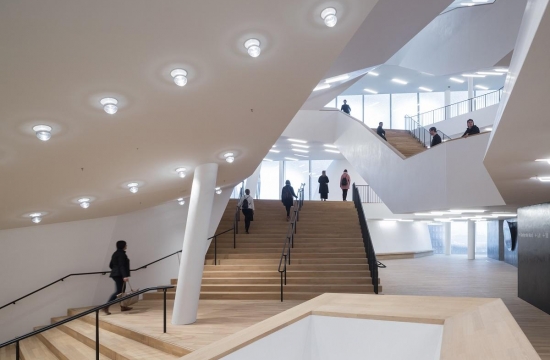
left=384, top=129, right=427, bottom=157
left=146, top=199, right=381, bottom=301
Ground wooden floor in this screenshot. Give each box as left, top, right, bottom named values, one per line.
left=379, top=255, right=550, bottom=360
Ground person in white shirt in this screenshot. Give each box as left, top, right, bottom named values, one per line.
left=238, top=189, right=255, bottom=234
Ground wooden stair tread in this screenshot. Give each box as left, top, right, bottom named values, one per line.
left=19, top=336, right=59, bottom=360
left=38, top=327, right=110, bottom=360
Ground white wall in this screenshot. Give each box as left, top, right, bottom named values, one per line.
left=367, top=220, right=433, bottom=255
left=427, top=104, right=498, bottom=138
left=0, top=191, right=231, bottom=342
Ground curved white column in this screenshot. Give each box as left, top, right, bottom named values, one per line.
left=172, top=163, right=218, bottom=325
left=467, top=220, right=476, bottom=260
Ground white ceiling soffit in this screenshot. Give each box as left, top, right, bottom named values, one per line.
left=387, top=0, right=528, bottom=76
left=0, top=0, right=378, bottom=229
left=324, top=0, right=454, bottom=78
left=300, top=71, right=367, bottom=110
left=484, top=0, right=550, bottom=207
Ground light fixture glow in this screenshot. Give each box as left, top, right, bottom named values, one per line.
left=462, top=74, right=485, bottom=78
left=175, top=167, right=187, bottom=178
left=269, top=149, right=280, bottom=153
left=100, top=98, right=118, bottom=114
left=284, top=157, right=298, bottom=161
left=494, top=68, right=509, bottom=72
left=244, top=39, right=261, bottom=58
left=475, top=85, right=489, bottom=90
left=263, top=158, right=273, bottom=161
left=325, top=74, right=349, bottom=84
left=292, top=149, right=309, bottom=153
left=324, top=144, right=338, bottom=149
left=287, top=138, right=307, bottom=144
left=450, top=77, right=465, bottom=83
left=224, top=152, right=235, bottom=163
left=419, top=87, right=433, bottom=92
left=292, top=144, right=309, bottom=149
left=485, top=127, right=493, bottom=131
left=177, top=198, right=185, bottom=206
left=449, top=209, right=486, bottom=213
left=321, top=7, right=337, bottom=27
left=398, top=219, right=414, bottom=222
left=534, top=176, right=550, bottom=182
left=391, top=78, right=408, bottom=85
left=32, top=125, right=52, bottom=141
left=215, top=187, right=222, bottom=195
left=367, top=71, right=379, bottom=77
left=460, top=3, right=476, bottom=6
left=535, top=159, right=550, bottom=164
left=294, top=154, right=309, bottom=158
left=170, top=69, right=188, bottom=87
left=127, top=182, right=139, bottom=193
left=476, top=71, right=504, bottom=76
left=325, top=149, right=340, bottom=154
left=364, top=88, right=378, bottom=94
left=31, top=216, right=42, bottom=224
left=313, top=84, right=331, bottom=91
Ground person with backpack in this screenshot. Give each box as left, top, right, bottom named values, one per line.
left=318, top=171, right=329, bottom=201
left=238, top=189, right=255, bottom=234
left=281, top=180, right=298, bottom=221
left=340, top=169, right=351, bottom=201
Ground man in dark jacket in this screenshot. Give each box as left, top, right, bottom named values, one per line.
left=462, top=119, right=480, bottom=138
left=429, top=127, right=442, bottom=147
left=281, top=180, right=298, bottom=221
left=340, top=100, right=351, bottom=115
left=377, top=122, right=387, bottom=141
left=104, top=240, right=131, bottom=314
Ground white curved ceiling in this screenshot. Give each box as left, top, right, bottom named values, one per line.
left=0, top=0, right=378, bottom=229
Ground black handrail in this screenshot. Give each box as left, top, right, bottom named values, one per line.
left=354, top=185, right=382, bottom=204
left=352, top=183, right=380, bottom=294
left=405, top=114, right=452, bottom=148
left=278, top=183, right=305, bottom=301
left=1, top=227, right=237, bottom=311
left=0, top=285, right=174, bottom=360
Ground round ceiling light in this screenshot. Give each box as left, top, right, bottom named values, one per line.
left=127, top=182, right=139, bottom=194
left=78, top=198, right=91, bottom=209
left=175, top=167, right=187, bottom=178
left=29, top=212, right=42, bottom=224
left=100, top=98, right=118, bottom=115
left=177, top=198, right=185, bottom=205
left=170, top=69, right=188, bottom=87
left=32, top=125, right=52, bottom=141
left=321, top=8, right=337, bottom=27
left=224, top=152, right=235, bottom=163
left=215, top=187, right=222, bottom=195
left=244, top=39, right=261, bottom=58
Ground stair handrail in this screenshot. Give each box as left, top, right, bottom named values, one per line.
left=352, top=183, right=380, bottom=294
left=408, top=87, right=504, bottom=127
left=0, top=285, right=174, bottom=360
left=0, top=227, right=236, bottom=312
left=405, top=114, right=452, bottom=148
left=277, top=183, right=305, bottom=302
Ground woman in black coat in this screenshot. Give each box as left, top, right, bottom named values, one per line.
left=318, top=171, right=329, bottom=201
left=104, top=240, right=131, bottom=314
left=281, top=180, right=298, bottom=221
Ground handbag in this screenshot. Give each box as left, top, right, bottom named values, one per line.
left=116, top=281, right=140, bottom=308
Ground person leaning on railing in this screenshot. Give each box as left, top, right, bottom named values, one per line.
left=429, top=127, right=442, bottom=147
left=462, top=119, right=480, bottom=138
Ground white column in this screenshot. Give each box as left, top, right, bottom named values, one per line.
left=245, top=164, right=262, bottom=198
left=172, top=163, right=218, bottom=325
left=444, top=222, right=451, bottom=255
left=467, top=220, right=476, bottom=260
left=444, top=88, right=451, bottom=120
left=467, top=78, right=474, bottom=112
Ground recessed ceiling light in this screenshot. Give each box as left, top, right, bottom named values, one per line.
left=272, top=145, right=277, bottom=148
left=78, top=198, right=91, bottom=209
left=382, top=219, right=397, bottom=222
left=475, top=85, right=489, bottom=90
left=223, top=152, right=235, bottom=163
left=215, top=187, right=222, bottom=195
left=398, top=219, right=413, bottom=222
left=294, top=154, right=309, bottom=158
left=450, top=77, right=465, bottom=83
left=30, top=213, right=43, bottom=224
left=419, top=87, right=432, bottom=92
left=431, top=211, right=446, bottom=215
left=292, top=144, right=309, bottom=149
left=292, top=149, right=309, bottom=153
left=325, top=74, right=349, bottom=84
left=100, top=98, right=118, bottom=114
left=244, top=39, right=261, bottom=58
left=269, top=149, right=280, bottom=153
left=414, top=213, right=434, bottom=216
left=462, top=74, right=485, bottom=78
left=313, top=84, right=331, bottom=91
left=485, top=127, right=493, bottom=131
left=324, top=144, right=338, bottom=148
left=325, top=149, right=340, bottom=154
left=449, top=209, right=486, bottom=213
left=32, top=125, right=52, bottom=141
left=177, top=198, right=185, bottom=205
left=535, top=159, right=550, bottom=164
left=391, top=78, right=408, bottom=85
left=263, top=158, right=273, bottom=161
left=533, top=176, right=550, bottom=182
left=175, top=167, right=186, bottom=178
left=477, top=71, right=504, bottom=76
left=434, top=218, right=452, bottom=222
left=127, top=182, right=139, bottom=193
left=288, top=138, right=307, bottom=144
left=494, top=68, right=509, bottom=72
left=170, top=69, right=188, bottom=87
left=460, top=3, right=476, bottom=6
left=284, top=157, right=298, bottom=161
left=364, top=88, right=378, bottom=94
left=321, top=7, right=337, bottom=27
left=367, top=71, right=379, bottom=76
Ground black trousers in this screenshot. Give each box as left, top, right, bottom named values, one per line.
left=243, top=209, right=253, bottom=232
left=285, top=205, right=292, bottom=217
left=342, top=189, right=348, bottom=201
left=108, top=276, right=124, bottom=302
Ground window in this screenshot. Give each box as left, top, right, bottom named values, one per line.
left=391, top=93, right=417, bottom=129
left=259, top=161, right=280, bottom=200
left=364, top=94, right=390, bottom=128
left=451, top=221, right=468, bottom=255
left=450, top=91, right=469, bottom=117
left=418, top=92, right=445, bottom=125
left=310, top=160, right=333, bottom=200
left=337, top=95, right=363, bottom=121
left=475, top=221, right=488, bottom=257
left=325, top=98, right=336, bottom=108
left=284, top=161, right=310, bottom=200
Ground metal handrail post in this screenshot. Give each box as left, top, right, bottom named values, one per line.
left=96, top=310, right=99, bottom=360
left=214, top=236, right=217, bottom=265
left=16, top=341, right=19, bottom=360
left=163, top=288, right=167, bottom=333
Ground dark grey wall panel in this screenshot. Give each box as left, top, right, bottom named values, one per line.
left=487, top=220, right=501, bottom=260
left=518, top=203, right=550, bottom=315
